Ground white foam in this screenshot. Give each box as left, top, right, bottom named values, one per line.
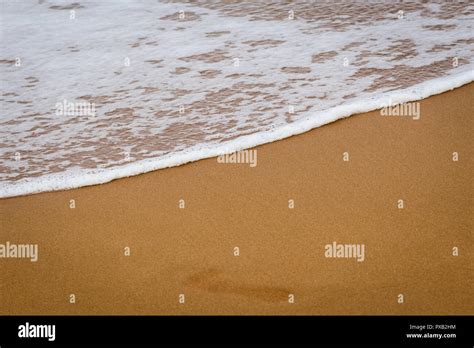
left=1, top=70, right=472, bottom=199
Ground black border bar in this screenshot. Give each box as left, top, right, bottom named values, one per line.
left=0, top=316, right=472, bottom=346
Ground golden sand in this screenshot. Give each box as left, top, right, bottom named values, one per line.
left=0, top=83, right=472, bottom=315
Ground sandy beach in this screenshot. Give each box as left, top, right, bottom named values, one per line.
left=0, top=83, right=472, bottom=315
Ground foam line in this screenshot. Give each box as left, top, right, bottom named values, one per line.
left=1, top=70, right=472, bottom=198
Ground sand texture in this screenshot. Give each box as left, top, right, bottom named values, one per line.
left=0, top=84, right=472, bottom=315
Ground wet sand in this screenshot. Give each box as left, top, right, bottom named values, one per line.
left=0, top=83, right=472, bottom=315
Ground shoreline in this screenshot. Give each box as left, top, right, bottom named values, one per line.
left=2, top=73, right=473, bottom=199
left=1, top=83, right=472, bottom=315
